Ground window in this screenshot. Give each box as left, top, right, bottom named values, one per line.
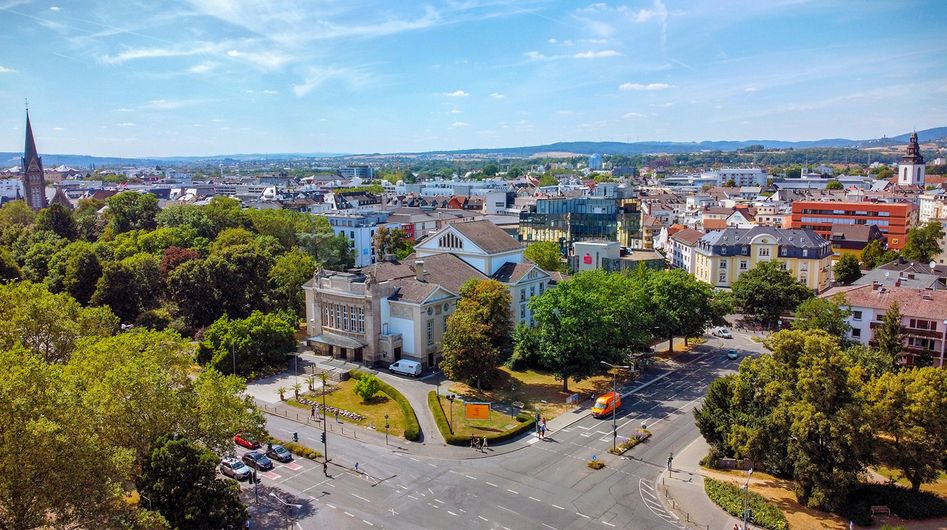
left=520, top=290, right=526, bottom=302
left=443, top=315, right=449, bottom=332
left=909, top=319, right=936, bottom=331
left=719, top=259, right=727, bottom=269
left=427, top=321, right=434, bottom=345
left=718, top=270, right=727, bottom=283
left=739, top=260, right=748, bottom=270
left=349, top=231, right=355, bottom=239
left=852, top=310, right=862, bottom=321
left=779, top=262, right=787, bottom=270
left=530, top=286, right=536, bottom=297
left=358, top=308, right=365, bottom=333
left=520, top=304, right=527, bottom=320
left=802, top=249, right=808, bottom=258
left=438, top=232, right=463, bottom=249
left=539, top=282, right=545, bottom=295
left=758, top=247, right=770, bottom=257
left=852, top=328, right=861, bottom=338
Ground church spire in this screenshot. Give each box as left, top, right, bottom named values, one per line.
left=24, top=110, right=39, bottom=168
left=21, top=108, right=48, bottom=210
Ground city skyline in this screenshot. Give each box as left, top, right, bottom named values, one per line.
left=1, top=0, right=946, bottom=157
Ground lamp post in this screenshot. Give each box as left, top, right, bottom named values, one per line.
left=294, top=352, right=299, bottom=388
left=601, top=360, right=629, bottom=451
left=446, top=394, right=455, bottom=434
left=321, top=372, right=328, bottom=462
left=385, top=413, right=389, bottom=445
left=269, top=492, right=302, bottom=530
left=742, top=468, right=754, bottom=530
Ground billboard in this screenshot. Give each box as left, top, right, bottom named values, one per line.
left=464, top=402, right=490, bottom=420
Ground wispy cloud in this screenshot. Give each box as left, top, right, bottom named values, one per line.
left=117, top=122, right=136, bottom=127
left=623, top=112, right=646, bottom=118
left=225, top=48, right=291, bottom=70
left=0, top=66, right=15, bottom=73
left=451, top=121, right=470, bottom=127
left=744, top=87, right=759, bottom=92
left=49, top=5, right=60, bottom=11
left=443, top=90, right=469, bottom=97
left=525, top=49, right=622, bottom=61
left=489, top=92, right=505, bottom=99
left=448, top=109, right=462, bottom=114
left=292, top=66, right=371, bottom=97
left=98, top=43, right=222, bottom=64
left=573, top=50, right=621, bottom=59
left=619, top=82, right=673, bottom=91
left=52, top=127, right=65, bottom=131
left=262, top=89, right=279, bottom=95
left=142, top=98, right=212, bottom=110
left=187, top=61, right=217, bottom=74
left=113, top=107, right=134, bottom=112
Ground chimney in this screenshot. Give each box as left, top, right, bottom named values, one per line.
left=872, top=281, right=881, bottom=291
left=415, top=260, right=425, bottom=281
left=895, top=279, right=901, bottom=287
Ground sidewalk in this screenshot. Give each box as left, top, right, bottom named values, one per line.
left=658, top=437, right=751, bottom=530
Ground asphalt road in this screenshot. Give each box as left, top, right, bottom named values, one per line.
left=236, top=331, right=765, bottom=529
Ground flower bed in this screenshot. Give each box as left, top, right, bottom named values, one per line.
left=607, top=429, right=651, bottom=455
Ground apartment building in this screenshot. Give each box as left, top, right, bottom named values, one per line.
left=789, top=200, right=916, bottom=250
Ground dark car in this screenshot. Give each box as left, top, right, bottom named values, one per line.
left=233, top=432, right=261, bottom=449
left=241, top=451, right=274, bottom=471
left=266, top=444, right=293, bottom=463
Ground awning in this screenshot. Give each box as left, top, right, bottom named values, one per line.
left=308, top=333, right=367, bottom=349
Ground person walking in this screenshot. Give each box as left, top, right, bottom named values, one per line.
left=539, top=423, right=546, bottom=439
left=355, top=461, right=359, bottom=473
left=310, top=405, right=316, bottom=419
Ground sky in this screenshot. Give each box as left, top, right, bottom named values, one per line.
left=0, top=0, right=946, bottom=157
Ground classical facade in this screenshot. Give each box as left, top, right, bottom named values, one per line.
left=304, top=220, right=551, bottom=368
left=21, top=110, right=47, bottom=210
left=693, top=227, right=833, bottom=291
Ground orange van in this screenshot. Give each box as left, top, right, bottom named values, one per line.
left=591, top=391, right=621, bottom=418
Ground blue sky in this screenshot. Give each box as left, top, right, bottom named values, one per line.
left=1, top=0, right=946, bottom=157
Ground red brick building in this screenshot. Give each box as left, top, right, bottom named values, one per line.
left=789, top=201, right=916, bottom=250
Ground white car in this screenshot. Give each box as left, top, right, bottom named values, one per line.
left=712, top=327, right=733, bottom=339
left=219, top=457, right=251, bottom=480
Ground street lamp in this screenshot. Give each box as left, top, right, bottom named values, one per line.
left=385, top=413, right=389, bottom=445
left=510, top=383, right=516, bottom=419
left=320, top=372, right=328, bottom=462
left=601, top=360, right=630, bottom=451
left=269, top=492, right=302, bottom=530
left=742, top=467, right=754, bottom=530
left=446, top=394, right=455, bottom=434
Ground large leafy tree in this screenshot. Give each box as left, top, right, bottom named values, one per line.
left=0, top=247, right=20, bottom=281
left=530, top=270, right=651, bottom=391
left=197, top=311, right=296, bottom=377
left=372, top=226, right=414, bottom=261
left=731, top=260, right=813, bottom=328
left=91, top=252, right=162, bottom=322
left=267, top=249, right=316, bottom=317
left=46, top=240, right=103, bottom=304
left=647, top=269, right=728, bottom=353
left=860, top=239, right=898, bottom=269
left=901, top=220, right=945, bottom=264
left=137, top=435, right=247, bottom=530
left=459, top=278, right=513, bottom=352
left=693, top=374, right=737, bottom=456
left=156, top=204, right=217, bottom=239
left=867, top=367, right=947, bottom=492
left=105, top=191, right=160, bottom=235
left=441, top=279, right=512, bottom=390
left=791, top=294, right=852, bottom=340
left=833, top=253, right=862, bottom=285
left=524, top=241, right=566, bottom=272
left=0, top=200, right=36, bottom=230
left=35, top=203, right=77, bottom=240
left=874, top=301, right=904, bottom=370
left=246, top=208, right=320, bottom=250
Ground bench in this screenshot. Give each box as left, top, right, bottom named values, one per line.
left=870, top=505, right=891, bottom=516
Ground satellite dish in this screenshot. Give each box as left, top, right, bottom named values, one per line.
left=931, top=261, right=937, bottom=269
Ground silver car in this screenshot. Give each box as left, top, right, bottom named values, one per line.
left=220, top=457, right=251, bottom=480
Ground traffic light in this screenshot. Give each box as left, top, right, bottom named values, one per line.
left=320, top=432, right=326, bottom=443
left=292, top=432, right=298, bottom=443
left=252, top=470, right=258, bottom=484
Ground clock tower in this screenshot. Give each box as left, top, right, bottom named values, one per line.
left=897, top=131, right=926, bottom=187
left=21, top=109, right=48, bottom=210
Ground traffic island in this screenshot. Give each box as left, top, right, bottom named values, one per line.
left=607, top=428, right=651, bottom=455
left=587, top=460, right=605, bottom=470
left=428, top=391, right=535, bottom=446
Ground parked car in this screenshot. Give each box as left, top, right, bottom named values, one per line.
left=241, top=451, right=274, bottom=471
left=266, top=444, right=293, bottom=463
left=591, top=391, right=622, bottom=419
left=712, top=327, right=732, bottom=339
left=219, top=457, right=252, bottom=480
left=233, top=432, right=261, bottom=449
left=389, top=359, right=422, bottom=377
left=727, top=348, right=739, bottom=360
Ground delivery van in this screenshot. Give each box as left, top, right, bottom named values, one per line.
left=591, top=391, right=621, bottom=419
left=389, top=359, right=423, bottom=377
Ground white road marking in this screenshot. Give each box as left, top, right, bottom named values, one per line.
left=447, top=510, right=458, bottom=516
left=526, top=437, right=540, bottom=445
left=506, top=489, right=519, bottom=494
left=496, top=505, right=518, bottom=515
left=434, top=499, right=445, bottom=504
left=465, top=475, right=476, bottom=480
left=427, top=463, right=437, bottom=467
left=529, top=496, right=541, bottom=502
left=542, top=524, right=558, bottom=530
left=601, top=522, right=616, bottom=527
left=362, top=520, right=374, bottom=526
left=344, top=511, right=354, bottom=518
left=326, top=503, right=337, bottom=509
left=478, top=515, right=488, bottom=521
left=551, top=504, right=565, bottom=510
left=485, top=481, right=499, bottom=487
left=575, top=512, right=590, bottom=519
left=409, top=457, right=419, bottom=462
left=352, top=493, right=370, bottom=502
left=406, top=495, right=418, bottom=500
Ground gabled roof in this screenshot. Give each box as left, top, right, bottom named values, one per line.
left=828, top=224, right=882, bottom=243
left=491, top=259, right=548, bottom=284
left=670, top=228, right=705, bottom=246
left=446, top=219, right=522, bottom=253
left=821, top=284, right=947, bottom=320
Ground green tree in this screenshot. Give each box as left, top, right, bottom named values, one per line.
left=301, top=230, right=355, bottom=270
left=0, top=199, right=36, bottom=230
left=156, top=204, right=216, bottom=239
left=20, top=230, right=66, bottom=281
left=353, top=373, right=382, bottom=402
left=833, top=253, right=862, bottom=284
left=901, top=220, right=945, bottom=264
left=73, top=197, right=106, bottom=241
left=137, top=435, right=247, bottom=530
left=196, top=311, right=296, bottom=377
left=267, top=249, right=317, bottom=317
left=202, top=196, right=251, bottom=235
left=825, top=179, right=843, bottom=190
left=46, top=240, right=103, bottom=304
left=245, top=208, right=320, bottom=250
left=524, top=241, right=565, bottom=272
left=372, top=226, right=414, bottom=260
left=648, top=269, right=727, bottom=353
left=867, top=367, right=947, bottom=492
left=105, top=191, right=160, bottom=235
left=874, top=301, right=904, bottom=370
left=35, top=203, right=77, bottom=240
left=0, top=247, right=21, bottom=281
left=694, top=374, right=737, bottom=456
left=507, top=166, right=524, bottom=178
left=860, top=239, right=898, bottom=269
left=731, top=260, right=813, bottom=328
left=791, top=294, right=852, bottom=340
left=167, top=257, right=220, bottom=329
left=91, top=252, right=162, bottom=322
left=459, top=278, right=513, bottom=352
left=530, top=270, right=652, bottom=391
left=843, top=344, right=893, bottom=379
left=482, top=163, right=499, bottom=176
left=508, top=322, right=541, bottom=370
left=441, top=279, right=513, bottom=390
left=538, top=174, right=558, bottom=187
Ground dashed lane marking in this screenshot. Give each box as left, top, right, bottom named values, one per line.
left=434, top=499, right=445, bottom=504
left=529, top=496, right=541, bottom=502
left=601, top=521, right=615, bottom=527
left=351, top=493, right=370, bottom=502
left=485, top=482, right=499, bottom=488
left=542, top=524, right=558, bottom=530
left=362, top=520, right=373, bottom=526
left=551, top=504, right=565, bottom=510
left=447, top=510, right=459, bottom=516
left=478, top=515, right=488, bottom=521
left=344, top=511, right=354, bottom=518
left=506, top=489, right=519, bottom=494
left=326, top=504, right=336, bottom=509
left=575, top=512, right=590, bottom=519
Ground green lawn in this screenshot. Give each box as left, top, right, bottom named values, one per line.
left=438, top=396, right=525, bottom=438
left=874, top=466, right=947, bottom=497
left=287, top=378, right=406, bottom=436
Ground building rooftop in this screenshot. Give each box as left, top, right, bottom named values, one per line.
left=449, top=219, right=523, bottom=253
left=822, top=284, right=947, bottom=321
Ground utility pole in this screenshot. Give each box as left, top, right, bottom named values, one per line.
left=742, top=468, right=754, bottom=530
left=600, top=361, right=629, bottom=451
left=385, top=413, right=389, bottom=445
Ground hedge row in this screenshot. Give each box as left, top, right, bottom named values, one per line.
left=350, top=370, right=421, bottom=441
left=704, top=477, right=788, bottom=530
left=427, top=391, right=535, bottom=446
left=839, top=484, right=947, bottom=525
left=263, top=436, right=322, bottom=460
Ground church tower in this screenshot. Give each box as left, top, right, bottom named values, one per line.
left=897, top=131, right=926, bottom=187
left=21, top=110, right=48, bottom=210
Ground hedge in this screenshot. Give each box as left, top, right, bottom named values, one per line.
left=263, top=436, right=322, bottom=460
left=427, top=391, right=536, bottom=446
left=704, top=477, right=788, bottom=530
left=350, top=370, right=421, bottom=441
left=838, top=484, right=947, bottom=525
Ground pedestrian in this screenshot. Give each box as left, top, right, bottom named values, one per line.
left=540, top=423, right=546, bottom=439
left=310, top=405, right=316, bottom=419
left=355, top=461, right=359, bottom=473
left=335, top=410, right=340, bottom=423
left=482, top=437, right=488, bottom=451
left=323, top=461, right=328, bottom=477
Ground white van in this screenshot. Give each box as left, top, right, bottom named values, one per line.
left=389, top=359, right=422, bottom=377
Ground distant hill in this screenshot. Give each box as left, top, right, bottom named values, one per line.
left=0, top=151, right=349, bottom=169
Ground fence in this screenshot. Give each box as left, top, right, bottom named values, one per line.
left=257, top=402, right=364, bottom=440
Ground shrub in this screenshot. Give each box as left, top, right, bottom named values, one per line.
left=838, top=484, right=947, bottom=525
left=587, top=460, right=605, bottom=470
left=704, top=477, right=788, bottom=530
left=353, top=373, right=381, bottom=402
left=427, top=391, right=536, bottom=446
left=350, top=371, right=420, bottom=441
left=263, top=436, right=322, bottom=460
left=607, top=429, right=651, bottom=455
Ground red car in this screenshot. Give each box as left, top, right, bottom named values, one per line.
left=233, top=433, right=261, bottom=449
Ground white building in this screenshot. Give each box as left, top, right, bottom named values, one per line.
left=0, top=177, right=24, bottom=201
left=666, top=228, right=705, bottom=274
left=701, top=168, right=768, bottom=187
left=323, top=211, right=402, bottom=267
left=897, top=132, right=926, bottom=187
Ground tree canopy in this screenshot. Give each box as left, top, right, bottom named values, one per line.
left=731, top=260, right=813, bottom=327
left=441, top=279, right=513, bottom=390
left=524, top=241, right=566, bottom=272
left=833, top=253, right=862, bottom=285
left=901, top=220, right=945, bottom=264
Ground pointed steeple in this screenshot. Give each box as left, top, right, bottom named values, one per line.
left=21, top=108, right=48, bottom=210
left=24, top=110, right=39, bottom=167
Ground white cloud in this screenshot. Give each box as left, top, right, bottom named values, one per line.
left=744, top=87, right=759, bottom=92
left=99, top=43, right=223, bottom=64
left=524, top=51, right=545, bottom=60
left=573, top=50, right=621, bottom=59
left=547, top=37, right=557, bottom=43
left=113, top=107, right=134, bottom=112
left=443, top=90, right=469, bottom=97
left=225, top=49, right=291, bottom=70
left=51, top=127, right=65, bottom=131
left=292, top=66, right=371, bottom=97
left=142, top=98, right=210, bottom=110
left=623, top=112, right=646, bottom=119
left=262, top=89, right=279, bottom=95
left=448, top=109, right=462, bottom=114
left=117, top=122, right=136, bottom=127
left=619, top=82, right=673, bottom=91
left=49, top=5, right=60, bottom=11
left=451, top=121, right=470, bottom=127
left=489, top=92, right=505, bottom=100
left=557, top=110, right=577, bottom=115
left=187, top=61, right=217, bottom=74
left=0, top=66, right=16, bottom=73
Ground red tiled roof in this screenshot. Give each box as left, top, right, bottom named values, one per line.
left=821, top=284, right=947, bottom=321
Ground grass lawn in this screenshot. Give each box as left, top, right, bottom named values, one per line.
left=653, top=337, right=705, bottom=359
left=286, top=379, right=406, bottom=436
left=874, top=466, right=947, bottom=497
left=435, top=395, right=525, bottom=438
left=448, top=366, right=618, bottom=420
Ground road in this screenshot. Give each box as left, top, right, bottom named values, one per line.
left=236, top=331, right=764, bottom=529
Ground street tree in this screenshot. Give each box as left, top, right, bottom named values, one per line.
left=530, top=270, right=651, bottom=392
left=867, top=367, right=947, bottom=492
left=524, top=241, right=566, bottom=272
left=791, top=294, right=852, bottom=340
left=459, top=278, right=513, bottom=352
left=137, top=435, right=247, bottom=530
left=441, top=310, right=496, bottom=391
left=693, top=374, right=737, bottom=457
left=833, top=253, right=862, bottom=284
left=860, top=239, right=898, bottom=269
left=901, top=220, right=945, bottom=264
left=647, top=269, right=727, bottom=353
left=731, top=260, right=813, bottom=328
left=197, top=311, right=296, bottom=377
left=874, top=301, right=904, bottom=370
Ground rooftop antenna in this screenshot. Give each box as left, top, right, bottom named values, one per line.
left=25, top=98, right=29, bottom=112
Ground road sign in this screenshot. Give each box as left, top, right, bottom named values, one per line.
left=465, top=402, right=490, bottom=420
